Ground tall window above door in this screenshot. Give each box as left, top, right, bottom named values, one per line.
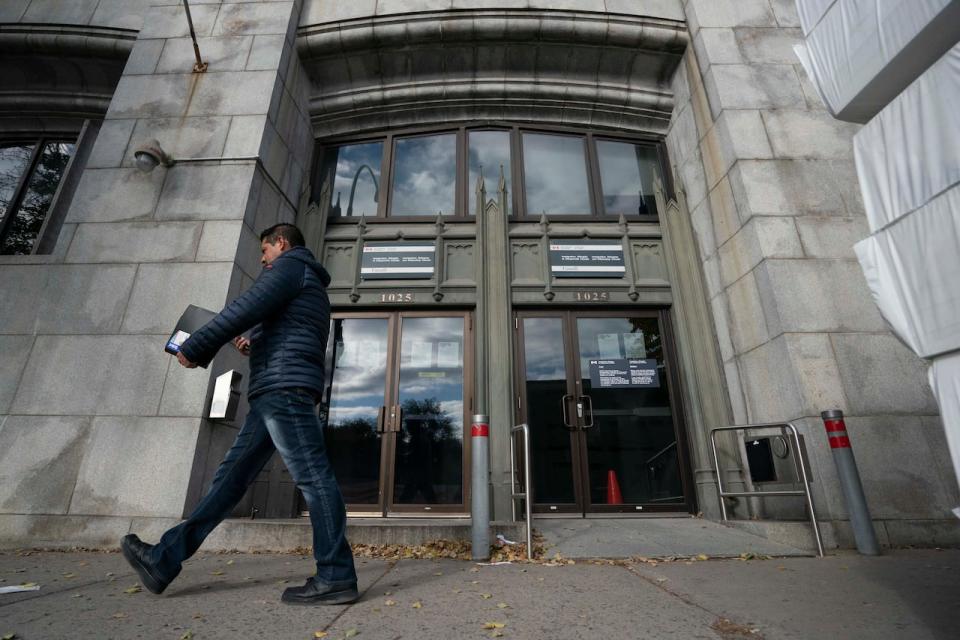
left=315, top=125, right=668, bottom=221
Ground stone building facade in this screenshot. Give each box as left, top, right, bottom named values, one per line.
left=0, top=0, right=956, bottom=550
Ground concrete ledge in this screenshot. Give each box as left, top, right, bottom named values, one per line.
left=0, top=514, right=526, bottom=551
left=726, top=518, right=960, bottom=552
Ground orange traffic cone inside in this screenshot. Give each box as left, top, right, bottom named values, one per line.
left=606, top=469, right=623, bottom=504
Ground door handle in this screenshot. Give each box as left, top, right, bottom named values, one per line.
left=581, top=395, right=595, bottom=429
left=376, top=405, right=386, bottom=433
left=390, top=404, right=403, bottom=432
left=561, top=394, right=575, bottom=430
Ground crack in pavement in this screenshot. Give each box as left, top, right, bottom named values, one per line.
left=621, top=563, right=765, bottom=639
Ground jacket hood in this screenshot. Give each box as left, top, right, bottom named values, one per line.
left=279, top=245, right=331, bottom=287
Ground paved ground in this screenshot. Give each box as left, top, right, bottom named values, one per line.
left=1, top=548, right=957, bottom=640
left=535, top=517, right=811, bottom=558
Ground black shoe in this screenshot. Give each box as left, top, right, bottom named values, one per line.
left=120, top=534, right=170, bottom=595
left=281, top=577, right=359, bottom=605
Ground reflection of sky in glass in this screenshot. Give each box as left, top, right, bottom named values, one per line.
left=326, top=318, right=389, bottom=428
left=391, top=134, right=456, bottom=216
left=597, top=140, right=660, bottom=217
left=327, top=142, right=382, bottom=218
left=1, top=142, right=75, bottom=255
left=523, top=133, right=591, bottom=215
left=398, top=316, right=464, bottom=431
left=0, top=143, right=37, bottom=219
left=523, top=318, right=567, bottom=381
left=468, top=131, right=511, bottom=216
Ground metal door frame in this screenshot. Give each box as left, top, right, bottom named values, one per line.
left=513, top=307, right=696, bottom=516
left=326, top=309, right=474, bottom=517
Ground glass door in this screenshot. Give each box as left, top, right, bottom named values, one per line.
left=322, top=314, right=394, bottom=515
left=321, top=311, right=471, bottom=516
left=515, top=310, right=692, bottom=515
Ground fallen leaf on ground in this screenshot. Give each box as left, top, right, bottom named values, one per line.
left=180, top=632, right=193, bottom=640
left=2, top=633, right=16, bottom=640
left=111, top=613, right=127, bottom=619
left=313, top=632, right=327, bottom=639
left=211, top=570, right=224, bottom=576
left=411, top=601, right=423, bottom=609
left=384, top=599, right=396, bottom=606
left=124, top=585, right=141, bottom=594
left=433, top=572, right=443, bottom=576
left=62, top=573, right=76, bottom=579
left=345, top=629, right=359, bottom=638
left=226, top=560, right=235, bottom=565
left=497, top=603, right=509, bottom=609
left=696, top=554, right=709, bottom=561
left=482, top=622, right=506, bottom=629
left=480, top=593, right=492, bottom=599
left=491, top=632, right=504, bottom=638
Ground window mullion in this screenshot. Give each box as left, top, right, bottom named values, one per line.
left=585, top=132, right=603, bottom=217
left=379, top=134, right=393, bottom=218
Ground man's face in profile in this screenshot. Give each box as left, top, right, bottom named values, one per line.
left=260, top=238, right=287, bottom=266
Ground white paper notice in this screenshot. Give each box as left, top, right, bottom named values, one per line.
left=357, top=340, right=381, bottom=370
left=598, top=333, right=622, bottom=359
left=623, top=332, right=646, bottom=359
left=437, top=341, right=460, bottom=368
left=411, top=342, right=433, bottom=368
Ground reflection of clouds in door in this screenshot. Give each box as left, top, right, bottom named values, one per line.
left=328, top=405, right=380, bottom=423
left=391, top=134, right=456, bottom=215
left=440, top=400, right=464, bottom=429
left=522, top=134, right=590, bottom=215
left=523, top=319, right=567, bottom=380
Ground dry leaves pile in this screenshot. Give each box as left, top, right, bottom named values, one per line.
left=347, top=532, right=548, bottom=563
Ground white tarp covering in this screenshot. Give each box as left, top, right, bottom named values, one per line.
left=928, top=351, right=960, bottom=518
left=793, top=0, right=960, bottom=122
left=854, top=44, right=960, bottom=232
left=854, top=185, right=960, bottom=359
left=796, top=0, right=837, bottom=35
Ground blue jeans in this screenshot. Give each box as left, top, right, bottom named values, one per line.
left=149, top=388, right=357, bottom=587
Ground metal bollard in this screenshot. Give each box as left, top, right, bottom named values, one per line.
left=471, top=414, right=490, bottom=560
left=821, top=410, right=880, bottom=555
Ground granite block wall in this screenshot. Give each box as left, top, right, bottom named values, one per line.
left=665, top=0, right=958, bottom=543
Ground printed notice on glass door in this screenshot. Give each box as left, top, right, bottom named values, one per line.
left=597, top=333, right=622, bottom=359
left=588, top=359, right=660, bottom=388
left=437, top=341, right=460, bottom=368
left=623, top=332, right=646, bottom=359
left=411, top=342, right=433, bottom=368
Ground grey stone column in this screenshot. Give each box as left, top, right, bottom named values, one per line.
left=0, top=1, right=313, bottom=547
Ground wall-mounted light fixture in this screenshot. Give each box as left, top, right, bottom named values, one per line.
left=133, top=138, right=174, bottom=172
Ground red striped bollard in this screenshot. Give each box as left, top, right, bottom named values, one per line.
left=821, top=410, right=879, bottom=555
left=471, top=414, right=490, bottom=560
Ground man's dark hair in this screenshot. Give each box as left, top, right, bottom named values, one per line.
left=259, top=223, right=305, bottom=247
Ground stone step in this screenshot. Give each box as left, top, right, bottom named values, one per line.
left=200, top=518, right=528, bottom=552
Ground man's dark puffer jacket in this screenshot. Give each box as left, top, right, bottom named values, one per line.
left=179, top=246, right=332, bottom=400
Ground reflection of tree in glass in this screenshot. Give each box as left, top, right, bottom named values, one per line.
left=1, top=143, right=74, bottom=255
left=397, top=397, right=462, bottom=503
left=0, top=145, right=36, bottom=215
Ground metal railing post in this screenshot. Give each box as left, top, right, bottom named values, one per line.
left=510, top=423, right=533, bottom=560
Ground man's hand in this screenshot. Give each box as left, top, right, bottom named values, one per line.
left=177, top=351, right=198, bottom=368
left=233, top=336, right=251, bottom=356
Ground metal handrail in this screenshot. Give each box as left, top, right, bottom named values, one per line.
left=509, top=423, right=533, bottom=559
left=710, top=422, right=824, bottom=557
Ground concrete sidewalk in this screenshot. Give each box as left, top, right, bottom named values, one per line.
left=1, top=548, right=957, bottom=639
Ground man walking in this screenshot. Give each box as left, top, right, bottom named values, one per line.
left=120, top=223, right=358, bottom=605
